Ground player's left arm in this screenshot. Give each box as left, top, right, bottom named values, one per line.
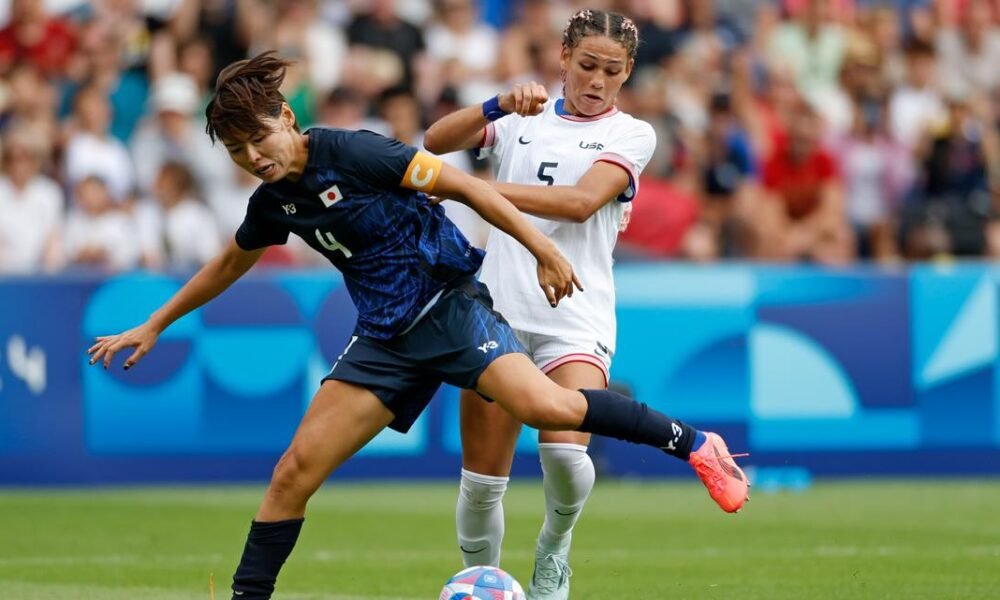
left=491, top=161, right=632, bottom=223
left=493, top=121, right=657, bottom=223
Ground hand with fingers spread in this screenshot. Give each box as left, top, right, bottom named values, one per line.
left=498, top=82, right=549, bottom=117
left=87, top=321, right=162, bottom=371
left=535, top=243, right=583, bottom=307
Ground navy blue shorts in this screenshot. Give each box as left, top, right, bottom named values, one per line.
left=322, top=277, right=527, bottom=432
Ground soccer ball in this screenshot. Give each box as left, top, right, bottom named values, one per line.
left=439, top=565, right=526, bottom=600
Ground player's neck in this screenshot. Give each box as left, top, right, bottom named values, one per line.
left=557, top=97, right=615, bottom=120
left=285, top=132, right=311, bottom=182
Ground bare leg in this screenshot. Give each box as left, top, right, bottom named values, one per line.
left=258, top=379, right=395, bottom=520
left=475, top=354, right=587, bottom=431
left=231, top=380, right=394, bottom=599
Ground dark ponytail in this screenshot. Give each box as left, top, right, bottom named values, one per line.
left=205, top=51, right=296, bottom=144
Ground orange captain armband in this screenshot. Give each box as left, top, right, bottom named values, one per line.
left=400, top=151, right=443, bottom=193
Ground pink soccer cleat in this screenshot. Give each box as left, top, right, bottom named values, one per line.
left=688, top=432, right=750, bottom=513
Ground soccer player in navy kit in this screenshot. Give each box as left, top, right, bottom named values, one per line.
left=87, top=52, right=748, bottom=600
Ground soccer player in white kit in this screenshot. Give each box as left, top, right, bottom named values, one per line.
left=425, top=9, right=744, bottom=599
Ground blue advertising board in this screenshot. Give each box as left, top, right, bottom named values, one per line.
left=1, top=264, right=998, bottom=484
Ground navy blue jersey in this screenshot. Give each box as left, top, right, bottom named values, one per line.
left=235, top=128, right=485, bottom=339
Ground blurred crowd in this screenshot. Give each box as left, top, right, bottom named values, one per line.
left=1, top=0, right=999, bottom=275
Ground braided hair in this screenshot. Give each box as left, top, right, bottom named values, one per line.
left=562, top=9, right=639, bottom=60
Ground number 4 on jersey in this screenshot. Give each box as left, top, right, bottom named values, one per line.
left=315, top=229, right=353, bottom=258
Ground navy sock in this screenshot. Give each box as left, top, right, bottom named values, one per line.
left=577, top=389, right=698, bottom=459
left=231, top=518, right=303, bottom=600
left=691, top=430, right=707, bottom=451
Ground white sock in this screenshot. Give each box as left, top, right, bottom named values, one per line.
left=456, top=469, right=508, bottom=567
left=537, top=443, right=595, bottom=553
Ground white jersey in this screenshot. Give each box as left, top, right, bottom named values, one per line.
left=478, top=99, right=656, bottom=352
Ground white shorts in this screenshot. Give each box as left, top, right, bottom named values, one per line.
left=513, top=329, right=613, bottom=386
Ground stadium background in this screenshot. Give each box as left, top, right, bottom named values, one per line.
left=0, top=0, right=998, bottom=598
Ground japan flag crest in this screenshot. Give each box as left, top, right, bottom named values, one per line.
left=319, top=184, right=343, bottom=208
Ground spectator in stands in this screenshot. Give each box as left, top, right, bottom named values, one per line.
left=831, top=95, right=913, bottom=261
left=676, top=0, right=742, bottom=73
left=865, top=4, right=906, bottom=88
left=747, top=98, right=854, bottom=264
left=0, top=62, right=59, bottom=144
left=130, top=72, right=234, bottom=200
left=0, top=0, right=76, bottom=78
left=629, top=0, right=683, bottom=70
left=167, top=0, right=254, bottom=83
left=346, top=0, right=426, bottom=92
left=64, top=16, right=148, bottom=142
left=313, top=85, right=388, bottom=134
left=0, top=123, right=63, bottom=273
left=495, top=0, right=561, bottom=82
left=62, top=83, right=136, bottom=205
left=696, top=91, right=758, bottom=258
left=424, top=0, right=500, bottom=105
left=902, top=93, right=1000, bottom=258
left=62, top=175, right=140, bottom=272
left=207, top=162, right=260, bottom=241
left=266, top=0, right=346, bottom=97
left=616, top=174, right=703, bottom=261
left=936, top=0, right=1000, bottom=97
left=767, top=0, right=846, bottom=103
left=890, top=38, right=947, bottom=152
left=736, top=59, right=798, bottom=162
left=176, top=36, right=217, bottom=112
left=816, top=31, right=884, bottom=137
left=135, top=161, right=221, bottom=271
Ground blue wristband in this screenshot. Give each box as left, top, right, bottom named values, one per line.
left=482, top=95, right=508, bottom=122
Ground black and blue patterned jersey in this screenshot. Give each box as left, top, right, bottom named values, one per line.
left=235, top=128, right=485, bottom=339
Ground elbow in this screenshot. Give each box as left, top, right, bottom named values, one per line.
left=569, top=198, right=602, bottom=223
left=423, top=128, right=445, bottom=155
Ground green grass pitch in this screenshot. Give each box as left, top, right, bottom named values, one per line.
left=0, top=480, right=997, bottom=599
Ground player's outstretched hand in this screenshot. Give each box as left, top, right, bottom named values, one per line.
left=536, top=246, right=583, bottom=307
left=499, top=82, right=548, bottom=117
left=87, top=321, right=161, bottom=371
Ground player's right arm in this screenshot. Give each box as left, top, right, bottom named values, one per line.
left=87, top=239, right=264, bottom=370
left=423, top=83, right=548, bottom=154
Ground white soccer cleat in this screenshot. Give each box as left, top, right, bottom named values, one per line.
left=528, top=548, right=572, bottom=600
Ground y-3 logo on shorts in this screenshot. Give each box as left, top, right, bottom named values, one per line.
left=478, top=340, right=498, bottom=353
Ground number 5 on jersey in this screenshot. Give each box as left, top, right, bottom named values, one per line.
left=537, top=162, right=558, bottom=186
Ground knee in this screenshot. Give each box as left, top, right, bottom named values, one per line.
left=459, top=470, right=508, bottom=511
left=516, top=390, right=583, bottom=431
left=269, top=447, right=314, bottom=501
left=463, top=443, right=513, bottom=476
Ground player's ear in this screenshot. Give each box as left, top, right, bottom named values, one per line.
left=560, top=46, right=571, bottom=77
left=281, top=102, right=297, bottom=129
left=624, top=58, right=634, bottom=81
